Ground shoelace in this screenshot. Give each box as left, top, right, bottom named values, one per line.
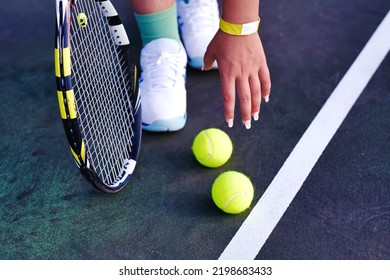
left=142, top=51, right=185, bottom=89
left=180, top=0, right=219, bottom=32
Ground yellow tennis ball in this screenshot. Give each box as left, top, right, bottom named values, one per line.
left=192, top=128, right=233, bottom=168
left=212, top=171, right=254, bottom=214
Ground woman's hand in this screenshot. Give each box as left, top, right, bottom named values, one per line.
left=203, top=29, right=271, bottom=129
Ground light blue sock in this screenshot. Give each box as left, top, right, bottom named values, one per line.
left=134, top=5, right=180, bottom=47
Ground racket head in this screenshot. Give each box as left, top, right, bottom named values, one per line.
left=54, top=0, right=141, bottom=193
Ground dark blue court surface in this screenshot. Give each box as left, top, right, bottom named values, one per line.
left=0, top=0, right=389, bottom=260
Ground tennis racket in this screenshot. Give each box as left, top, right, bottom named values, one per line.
left=54, top=0, right=141, bottom=193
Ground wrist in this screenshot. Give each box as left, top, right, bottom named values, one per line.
left=219, top=17, right=260, bottom=36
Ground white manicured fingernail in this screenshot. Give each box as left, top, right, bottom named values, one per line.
left=227, top=119, right=234, bottom=128
left=244, top=120, right=251, bottom=129
left=253, top=112, right=259, bottom=121
left=264, top=95, right=269, bottom=103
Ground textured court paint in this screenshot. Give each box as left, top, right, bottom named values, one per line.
left=219, top=11, right=390, bottom=260
left=1, top=0, right=389, bottom=260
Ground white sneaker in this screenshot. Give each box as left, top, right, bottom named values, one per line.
left=139, top=38, right=188, bottom=132
left=177, top=0, right=219, bottom=69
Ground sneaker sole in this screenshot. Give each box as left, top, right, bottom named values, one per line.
left=188, top=57, right=218, bottom=70
left=188, top=57, right=204, bottom=69
left=142, top=113, right=187, bottom=132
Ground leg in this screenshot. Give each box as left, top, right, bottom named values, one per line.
left=130, top=0, right=174, bottom=14
left=130, top=0, right=187, bottom=132
left=131, top=0, right=180, bottom=46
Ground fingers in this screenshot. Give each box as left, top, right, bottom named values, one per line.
left=203, top=45, right=216, bottom=71
left=249, top=74, right=262, bottom=122
left=204, top=32, right=271, bottom=129
left=236, top=76, right=253, bottom=129
left=259, top=63, right=271, bottom=102
left=220, top=74, right=236, bottom=128
left=221, top=72, right=263, bottom=129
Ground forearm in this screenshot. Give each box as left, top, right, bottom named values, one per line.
left=221, top=0, right=260, bottom=23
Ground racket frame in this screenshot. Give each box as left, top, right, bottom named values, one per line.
left=54, top=0, right=141, bottom=193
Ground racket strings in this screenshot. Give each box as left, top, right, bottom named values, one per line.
left=70, top=0, right=135, bottom=185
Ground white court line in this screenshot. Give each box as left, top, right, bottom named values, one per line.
left=219, top=11, right=390, bottom=260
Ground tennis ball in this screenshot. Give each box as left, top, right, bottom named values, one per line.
left=212, top=171, right=254, bottom=214
left=192, top=128, right=233, bottom=168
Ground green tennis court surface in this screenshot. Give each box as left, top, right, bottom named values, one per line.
left=0, top=0, right=389, bottom=260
